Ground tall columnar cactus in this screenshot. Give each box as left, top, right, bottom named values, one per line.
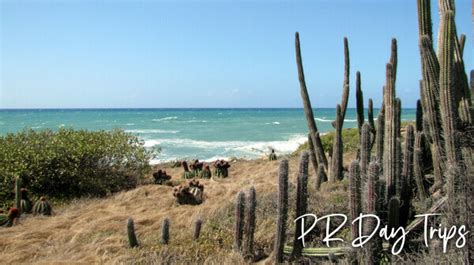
left=127, top=217, right=139, bottom=248
left=395, top=98, right=402, bottom=137
left=383, top=62, right=398, bottom=201
left=414, top=132, right=428, bottom=201
left=329, top=105, right=343, bottom=182
left=307, top=133, right=319, bottom=177
left=364, top=162, right=382, bottom=264
left=161, top=218, right=170, bottom=245
left=291, top=151, right=309, bottom=260
left=349, top=161, right=361, bottom=242
left=244, top=187, right=257, bottom=260
left=390, top=39, right=398, bottom=83
left=333, top=37, right=350, bottom=128
left=295, top=32, right=328, bottom=170
left=438, top=11, right=462, bottom=165
left=416, top=99, right=424, bottom=132
left=15, top=176, right=22, bottom=215
left=387, top=197, right=400, bottom=244
left=234, top=191, right=246, bottom=252
left=315, top=164, right=327, bottom=191
left=360, top=123, right=371, bottom=180
left=375, top=111, right=384, bottom=165
left=400, top=125, right=414, bottom=227
left=193, top=217, right=203, bottom=241
left=458, top=34, right=465, bottom=56
left=356, top=71, right=365, bottom=135
left=274, top=159, right=289, bottom=263
left=419, top=37, right=445, bottom=186
left=368, top=98, right=376, bottom=135
left=416, top=0, right=433, bottom=43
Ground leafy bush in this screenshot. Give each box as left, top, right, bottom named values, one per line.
left=0, top=128, right=153, bottom=204
left=293, top=128, right=360, bottom=155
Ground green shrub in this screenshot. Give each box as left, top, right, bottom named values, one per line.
left=293, top=128, right=360, bottom=156
left=0, top=128, right=153, bottom=204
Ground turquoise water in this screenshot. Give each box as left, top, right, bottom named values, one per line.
left=0, top=108, right=415, bottom=163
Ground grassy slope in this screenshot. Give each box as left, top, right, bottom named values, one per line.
left=1, top=155, right=351, bottom=264
left=1, top=125, right=420, bottom=264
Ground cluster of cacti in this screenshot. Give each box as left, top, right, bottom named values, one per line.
left=180, top=160, right=212, bottom=179
left=189, top=159, right=204, bottom=176
left=213, top=160, right=230, bottom=178
left=200, top=164, right=212, bottom=179
left=181, top=161, right=193, bottom=179
left=32, top=196, right=52, bottom=216
left=417, top=4, right=472, bottom=260
left=152, top=169, right=172, bottom=185
left=268, top=149, right=278, bottom=161
left=172, top=180, right=204, bottom=205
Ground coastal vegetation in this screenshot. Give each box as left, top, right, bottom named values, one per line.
left=0, top=128, right=152, bottom=207
left=1, top=0, right=472, bottom=264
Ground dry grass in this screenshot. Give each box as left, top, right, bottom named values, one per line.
left=2, top=155, right=351, bottom=264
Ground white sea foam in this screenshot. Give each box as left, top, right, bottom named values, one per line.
left=152, top=116, right=178, bottom=122
left=125, top=123, right=135, bottom=126
left=144, top=134, right=307, bottom=157
left=265, top=121, right=280, bottom=125
left=315, top=118, right=357, bottom=122
left=126, top=129, right=180, bottom=134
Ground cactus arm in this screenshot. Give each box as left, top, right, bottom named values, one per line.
left=295, top=32, right=328, bottom=170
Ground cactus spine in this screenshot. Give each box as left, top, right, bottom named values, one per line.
left=15, top=176, right=22, bottom=215
left=234, top=191, right=245, bottom=252
left=291, top=151, right=309, bottom=259
left=160, top=218, right=170, bottom=244
left=193, top=217, right=203, bottom=241
left=349, top=161, right=361, bottom=241
left=244, top=187, right=257, bottom=260
left=295, top=32, right=328, bottom=171
left=329, top=105, right=343, bottom=181
left=127, top=217, right=139, bottom=248
left=274, top=159, right=289, bottom=263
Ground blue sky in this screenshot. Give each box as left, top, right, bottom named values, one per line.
left=0, top=0, right=472, bottom=108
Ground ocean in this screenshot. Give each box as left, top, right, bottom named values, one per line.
left=0, top=108, right=415, bottom=164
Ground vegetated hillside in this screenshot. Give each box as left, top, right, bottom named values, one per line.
left=0, top=154, right=351, bottom=264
